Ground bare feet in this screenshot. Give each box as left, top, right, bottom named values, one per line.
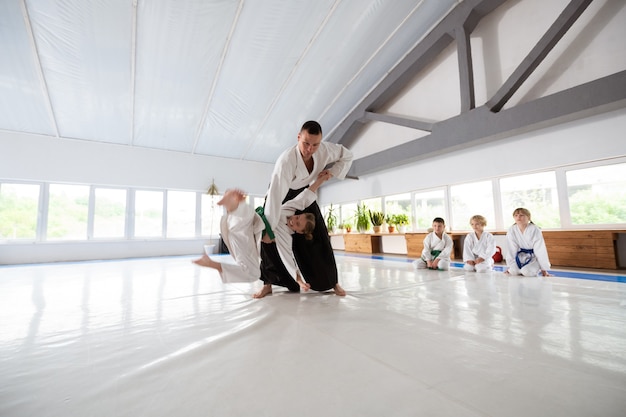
left=192, top=254, right=222, bottom=273
left=253, top=284, right=273, bottom=299
left=333, top=283, right=346, bottom=296
left=296, top=275, right=311, bottom=292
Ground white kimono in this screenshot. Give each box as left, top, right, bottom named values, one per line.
left=219, top=203, right=265, bottom=283
left=413, top=232, right=453, bottom=270
left=462, top=231, right=496, bottom=273
left=264, top=142, right=352, bottom=230
left=505, top=223, right=551, bottom=277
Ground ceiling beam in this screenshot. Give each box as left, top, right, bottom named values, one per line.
left=487, top=0, right=594, bottom=112
left=455, top=25, right=475, bottom=112
left=362, top=112, right=433, bottom=132
left=347, top=71, right=626, bottom=177
left=326, top=0, right=508, bottom=145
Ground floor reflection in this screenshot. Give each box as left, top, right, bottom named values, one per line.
left=0, top=255, right=625, bottom=417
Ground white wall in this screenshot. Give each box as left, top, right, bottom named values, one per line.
left=0, top=130, right=274, bottom=195
left=0, top=131, right=274, bottom=264
left=0, top=238, right=217, bottom=265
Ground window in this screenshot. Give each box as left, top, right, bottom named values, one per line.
left=322, top=203, right=340, bottom=231
left=385, top=193, right=411, bottom=219
left=167, top=191, right=196, bottom=238
left=340, top=202, right=357, bottom=228
left=0, top=183, right=40, bottom=240
left=450, top=181, right=495, bottom=231
left=361, top=197, right=382, bottom=213
left=201, top=193, right=223, bottom=236
left=93, top=188, right=127, bottom=238
left=414, top=189, right=445, bottom=230
left=134, top=190, right=163, bottom=237
left=566, top=163, right=626, bottom=225
left=47, top=184, right=90, bottom=240
left=500, top=172, right=560, bottom=228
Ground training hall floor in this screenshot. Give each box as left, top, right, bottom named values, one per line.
left=1, top=252, right=625, bottom=417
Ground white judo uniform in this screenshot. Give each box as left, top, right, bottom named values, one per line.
left=413, top=232, right=453, bottom=270
left=218, top=203, right=265, bottom=283
left=462, top=231, right=496, bottom=272
left=264, top=142, right=353, bottom=231
left=505, top=223, right=551, bottom=277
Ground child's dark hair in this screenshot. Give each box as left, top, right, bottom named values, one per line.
left=301, top=120, right=322, bottom=135
left=303, top=213, right=316, bottom=240
left=432, top=217, right=445, bottom=224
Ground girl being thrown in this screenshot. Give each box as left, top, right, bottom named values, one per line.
left=193, top=172, right=330, bottom=298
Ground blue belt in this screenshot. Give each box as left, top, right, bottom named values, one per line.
left=515, top=248, right=534, bottom=269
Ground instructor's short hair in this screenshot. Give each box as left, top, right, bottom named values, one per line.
left=301, top=120, right=322, bottom=135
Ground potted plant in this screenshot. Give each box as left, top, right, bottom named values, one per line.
left=325, top=204, right=337, bottom=233
left=369, top=210, right=384, bottom=233
left=343, top=222, right=352, bottom=233
left=385, top=214, right=396, bottom=233
left=355, top=203, right=370, bottom=233
left=394, top=213, right=409, bottom=233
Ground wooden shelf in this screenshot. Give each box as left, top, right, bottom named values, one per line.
left=542, top=230, right=619, bottom=269
left=343, top=234, right=382, bottom=254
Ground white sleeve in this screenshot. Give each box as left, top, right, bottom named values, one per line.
left=505, top=226, right=519, bottom=267
left=439, top=234, right=453, bottom=258
left=421, top=234, right=433, bottom=260
left=532, top=227, right=551, bottom=270
left=324, top=143, right=353, bottom=179
left=282, top=189, right=316, bottom=214
left=264, top=148, right=296, bottom=230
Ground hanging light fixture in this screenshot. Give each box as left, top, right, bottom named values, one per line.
left=205, top=179, right=219, bottom=255
left=206, top=179, right=219, bottom=196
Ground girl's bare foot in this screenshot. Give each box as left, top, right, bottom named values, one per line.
left=333, top=283, right=346, bottom=296
left=253, top=284, right=272, bottom=299
left=192, top=254, right=222, bottom=273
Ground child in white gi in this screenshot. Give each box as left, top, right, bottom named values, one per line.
left=413, top=217, right=453, bottom=270
left=505, top=208, right=552, bottom=277
left=463, top=215, right=496, bottom=273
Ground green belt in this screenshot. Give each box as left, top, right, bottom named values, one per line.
left=255, top=206, right=275, bottom=240
left=422, top=249, right=442, bottom=261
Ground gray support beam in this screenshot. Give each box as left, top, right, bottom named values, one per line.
left=487, top=0, right=593, bottom=112
left=348, top=71, right=626, bottom=177
left=363, top=112, right=433, bottom=132
left=455, top=25, right=475, bottom=112
left=326, top=0, right=508, bottom=144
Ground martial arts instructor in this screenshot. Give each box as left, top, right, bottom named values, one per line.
left=262, top=120, right=353, bottom=295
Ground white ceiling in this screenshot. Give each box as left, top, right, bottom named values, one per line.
left=0, top=0, right=458, bottom=164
